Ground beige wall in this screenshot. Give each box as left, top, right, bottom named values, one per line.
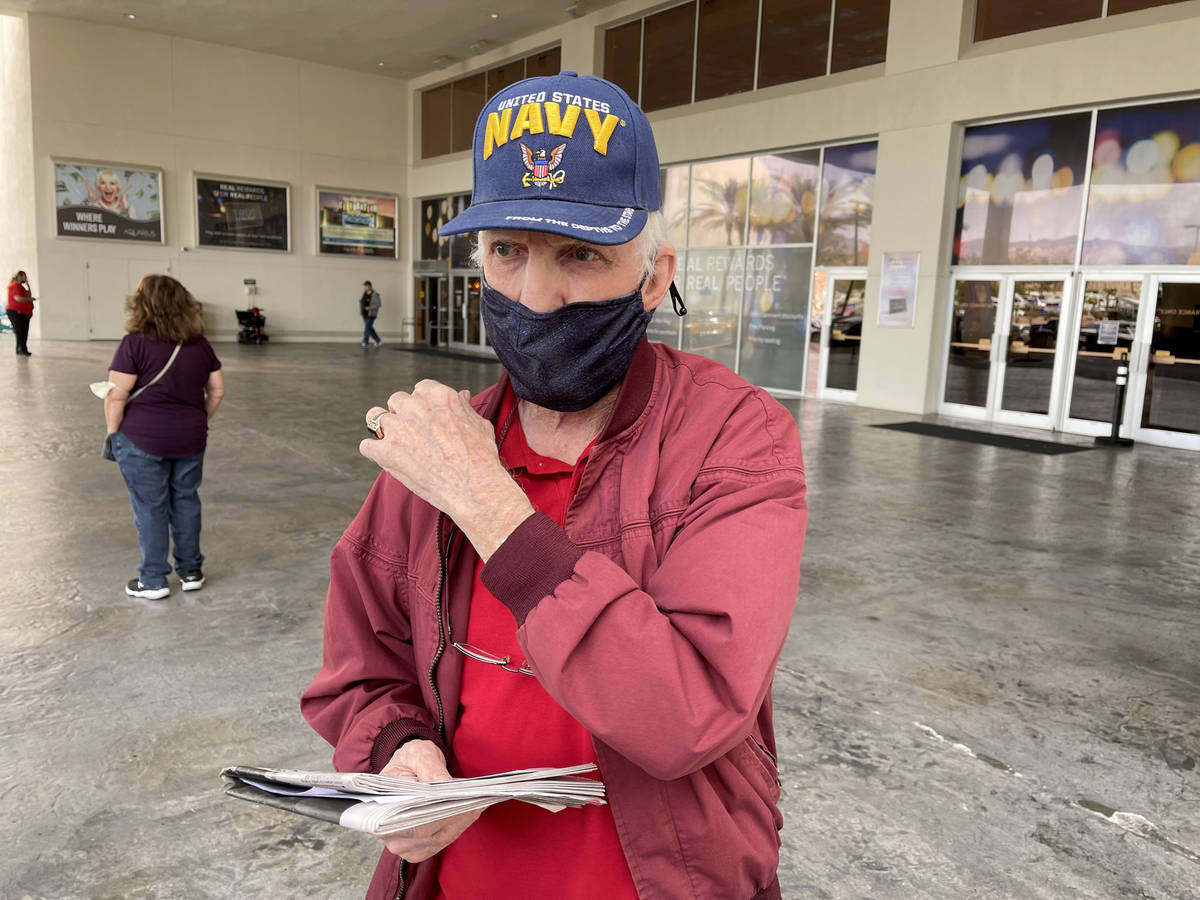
left=0, top=13, right=37, bottom=317
left=406, top=0, right=1200, bottom=413
left=15, top=2, right=1200, bottom=410
left=27, top=14, right=409, bottom=342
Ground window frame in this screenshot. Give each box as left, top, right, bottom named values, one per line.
left=602, top=0, right=887, bottom=116
left=418, top=44, right=561, bottom=161
left=971, top=0, right=1191, bottom=44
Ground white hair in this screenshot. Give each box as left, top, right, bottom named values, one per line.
left=470, top=209, right=668, bottom=282
left=634, top=209, right=668, bottom=282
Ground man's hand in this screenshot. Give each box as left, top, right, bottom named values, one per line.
left=375, top=740, right=481, bottom=862
left=360, top=380, right=534, bottom=561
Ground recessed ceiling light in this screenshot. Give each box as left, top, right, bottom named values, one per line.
left=490, top=12, right=499, bottom=17
left=126, top=13, right=136, bottom=19
left=377, top=61, right=385, bottom=66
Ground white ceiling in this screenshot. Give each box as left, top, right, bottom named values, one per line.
left=5, top=0, right=626, bottom=80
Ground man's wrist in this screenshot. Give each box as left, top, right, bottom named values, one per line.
left=372, top=721, right=444, bottom=773
left=463, top=496, right=537, bottom=563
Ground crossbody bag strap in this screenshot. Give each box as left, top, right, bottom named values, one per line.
left=128, top=342, right=183, bottom=402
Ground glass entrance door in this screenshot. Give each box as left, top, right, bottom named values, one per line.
left=1130, top=277, right=1200, bottom=450
left=434, top=276, right=449, bottom=347
left=944, top=271, right=1200, bottom=446
left=1062, top=277, right=1143, bottom=436
left=414, top=277, right=447, bottom=346
left=818, top=272, right=866, bottom=397
left=450, top=277, right=466, bottom=345
left=942, top=276, right=1001, bottom=417
left=995, top=278, right=1070, bottom=426
left=941, top=272, right=1072, bottom=427
left=466, top=276, right=483, bottom=347
left=448, top=273, right=489, bottom=353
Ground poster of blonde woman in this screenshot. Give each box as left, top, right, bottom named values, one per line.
left=54, top=160, right=163, bottom=243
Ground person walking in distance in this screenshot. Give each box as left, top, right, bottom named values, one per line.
left=360, top=281, right=382, bottom=348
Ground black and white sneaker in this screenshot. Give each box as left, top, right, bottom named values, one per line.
left=180, top=571, right=206, bottom=591
left=126, top=578, right=169, bottom=600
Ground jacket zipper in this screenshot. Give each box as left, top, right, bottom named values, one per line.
left=396, top=517, right=455, bottom=900
left=430, top=514, right=453, bottom=743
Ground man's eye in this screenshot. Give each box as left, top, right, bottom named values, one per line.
left=571, top=246, right=600, bottom=262
left=492, top=243, right=516, bottom=258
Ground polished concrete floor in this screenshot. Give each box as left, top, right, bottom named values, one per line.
left=2, top=339, right=1198, bottom=899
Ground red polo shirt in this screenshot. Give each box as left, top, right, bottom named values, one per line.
left=435, top=386, right=637, bottom=900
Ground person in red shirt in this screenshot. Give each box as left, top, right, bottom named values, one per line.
left=303, top=72, right=806, bottom=900
left=6, top=270, right=36, bottom=356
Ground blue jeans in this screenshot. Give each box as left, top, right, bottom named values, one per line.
left=111, top=432, right=205, bottom=589
left=362, top=315, right=380, bottom=345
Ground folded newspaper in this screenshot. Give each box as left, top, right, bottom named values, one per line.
left=221, top=763, right=606, bottom=835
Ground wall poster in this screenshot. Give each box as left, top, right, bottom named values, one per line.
left=54, top=160, right=163, bottom=243
left=196, top=176, right=290, bottom=251
left=317, top=189, right=398, bottom=257
left=877, top=251, right=920, bottom=328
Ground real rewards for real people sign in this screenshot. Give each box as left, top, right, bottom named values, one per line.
left=196, top=176, right=290, bottom=252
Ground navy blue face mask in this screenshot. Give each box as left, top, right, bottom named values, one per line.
left=480, top=279, right=654, bottom=412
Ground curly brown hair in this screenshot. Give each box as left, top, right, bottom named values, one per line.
left=125, top=274, right=205, bottom=343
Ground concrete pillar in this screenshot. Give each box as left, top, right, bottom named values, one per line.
left=885, top=0, right=972, bottom=76
left=0, top=14, right=37, bottom=317
left=854, top=0, right=973, bottom=414
left=857, top=123, right=963, bottom=413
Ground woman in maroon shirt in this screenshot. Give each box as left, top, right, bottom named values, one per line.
left=6, top=270, right=36, bottom=356
left=105, top=275, right=225, bottom=600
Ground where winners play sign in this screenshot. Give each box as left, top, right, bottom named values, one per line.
left=54, top=160, right=163, bottom=243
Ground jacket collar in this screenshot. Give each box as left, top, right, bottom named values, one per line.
left=479, top=337, right=656, bottom=443
left=600, top=336, right=655, bottom=441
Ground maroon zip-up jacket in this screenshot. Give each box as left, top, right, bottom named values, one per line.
left=302, top=339, right=807, bottom=899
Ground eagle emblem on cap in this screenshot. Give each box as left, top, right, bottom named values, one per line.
left=521, top=143, right=567, bottom=189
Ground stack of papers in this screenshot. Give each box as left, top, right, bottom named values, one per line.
left=221, top=763, right=606, bottom=835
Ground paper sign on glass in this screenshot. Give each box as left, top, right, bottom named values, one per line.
left=878, top=251, right=920, bottom=328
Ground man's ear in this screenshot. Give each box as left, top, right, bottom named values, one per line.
left=641, top=245, right=678, bottom=313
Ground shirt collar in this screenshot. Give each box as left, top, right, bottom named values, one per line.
left=495, top=383, right=594, bottom=474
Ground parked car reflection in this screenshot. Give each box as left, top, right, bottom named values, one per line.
left=684, top=309, right=736, bottom=352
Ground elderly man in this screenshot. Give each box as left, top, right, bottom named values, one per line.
left=302, top=71, right=807, bottom=900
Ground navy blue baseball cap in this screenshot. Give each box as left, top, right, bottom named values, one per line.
left=439, top=71, right=661, bottom=245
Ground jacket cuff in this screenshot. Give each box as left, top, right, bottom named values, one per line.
left=480, top=511, right=585, bottom=626
left=370, top=719, right=445, bottom=774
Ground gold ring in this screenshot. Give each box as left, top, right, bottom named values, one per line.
left=366, top=412, right=385, bottom=439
